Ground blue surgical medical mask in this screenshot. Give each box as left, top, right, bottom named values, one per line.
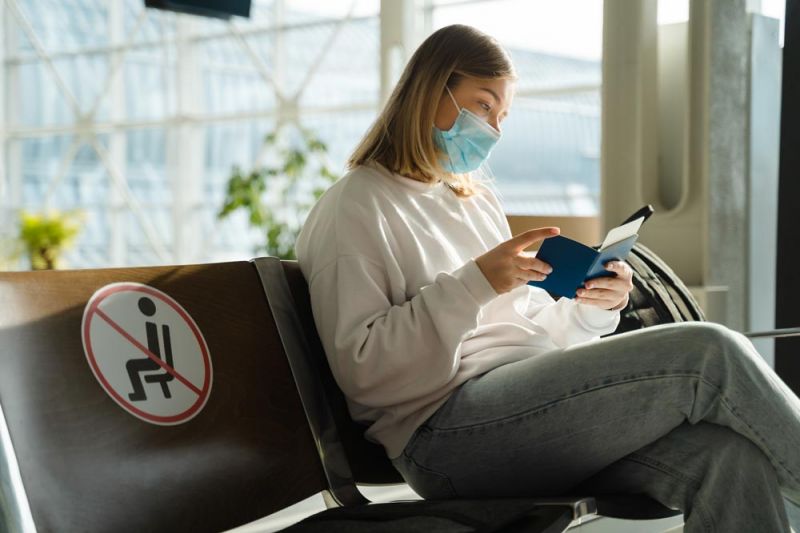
left=432, top=86, right=502, bottom=174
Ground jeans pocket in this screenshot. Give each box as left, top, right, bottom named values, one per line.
left=392, top=452, right=458, bottom=500
left=402, top=425, right=427, bottom=458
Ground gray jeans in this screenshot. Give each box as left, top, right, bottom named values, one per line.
left=391, top=322, right=800, bottom=532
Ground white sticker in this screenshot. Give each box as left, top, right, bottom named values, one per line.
left=81, top=282, right=212, bottom=425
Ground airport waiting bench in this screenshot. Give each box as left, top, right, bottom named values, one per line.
left=2, top=256, right=733, bottom=533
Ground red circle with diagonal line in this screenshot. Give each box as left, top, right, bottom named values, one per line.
left=81, top=282, right=212, bottom=425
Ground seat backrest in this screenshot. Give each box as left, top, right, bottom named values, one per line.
left=278, top=260, right=403, bottom=486
left=250, top=257, right=404, bottom=509
left=0, top=261, right=327, bottom=533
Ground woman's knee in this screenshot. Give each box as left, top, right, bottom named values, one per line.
left=671, top=322, right=760, bottom=366
left=674, top=321, right=734, bottom=343
left=701, top=323, right=769, bottom=374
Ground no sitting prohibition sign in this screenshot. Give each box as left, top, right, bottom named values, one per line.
left=81, top=282, right=213, bottom=425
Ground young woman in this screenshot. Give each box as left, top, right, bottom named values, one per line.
left=295, top=24, right=800, bottom=532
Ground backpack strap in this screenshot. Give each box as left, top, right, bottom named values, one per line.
left=625, top=249, right=679, bottom=324
left=631, top=243, right=706, bottom=321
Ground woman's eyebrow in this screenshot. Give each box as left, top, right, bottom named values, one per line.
left=478, top=87, right=502, bottom=105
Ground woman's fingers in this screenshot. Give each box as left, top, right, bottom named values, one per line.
left=576, top=287, right=615, bottom=299
left=577, top=261, right=634, bottom=309
left=475, top=230, right=562, bottom=295
left=505, top=227, right=560, bottom=254
left=585, top=263, right=633, bottom=291
left=583, top=277, right=630, bottom=293
left=604, top=261, right=634, bottom=284
left=517, top=266, right=547, bottom=282
left=580, top=280, right=628, bottom=305
left=575, top=294, right=617, bottom=308
left=515, top=254, right=553, bottom=276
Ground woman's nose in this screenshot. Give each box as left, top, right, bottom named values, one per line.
left=488, top=117, right=501, bottom=133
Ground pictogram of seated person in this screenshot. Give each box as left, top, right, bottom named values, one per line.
left=126, top=296, right=175, bottom=402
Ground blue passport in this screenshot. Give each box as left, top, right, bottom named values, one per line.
left=526, top=209, right=650, bottom=298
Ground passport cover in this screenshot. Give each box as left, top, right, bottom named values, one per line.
left=528, top=234, right=638, bottom=298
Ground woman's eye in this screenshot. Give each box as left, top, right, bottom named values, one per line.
left=480, top=102, right=492, bottom=112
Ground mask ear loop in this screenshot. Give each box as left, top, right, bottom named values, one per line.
left=438, top=85, right=461, bottom=175
left=445, top=85, right=461, bottom=113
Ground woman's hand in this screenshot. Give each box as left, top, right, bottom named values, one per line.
left=575, top=261, right=634, bottom=311
left=475, top=227, right=560, bottom=295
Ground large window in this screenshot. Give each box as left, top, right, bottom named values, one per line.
left=2, top=0, right=605, bottom=270
left=1, top=0, right=379, bottom=269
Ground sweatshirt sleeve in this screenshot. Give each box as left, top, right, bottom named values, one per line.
left=524, top=285, right=620, bottom=348
left=307, top=254, right=498, bottom=408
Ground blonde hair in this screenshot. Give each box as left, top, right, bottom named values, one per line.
left=347, top=24, right=517, bottom=199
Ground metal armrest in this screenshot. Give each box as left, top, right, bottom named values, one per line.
left=743, top=327, right=800, bottom=339
left=0, top=403, right=35, bottom=532
left=522, top=497, right=597, bottom=521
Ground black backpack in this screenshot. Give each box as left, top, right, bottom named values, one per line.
left=605, top=242, right=706, bottom=337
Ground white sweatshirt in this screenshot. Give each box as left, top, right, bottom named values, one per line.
left=294, top=161, right=620, bottom=459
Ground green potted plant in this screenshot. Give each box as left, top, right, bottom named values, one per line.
left=218, top=126, right=339, bottom=259
left=18, top=209, right=83, bottom=270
